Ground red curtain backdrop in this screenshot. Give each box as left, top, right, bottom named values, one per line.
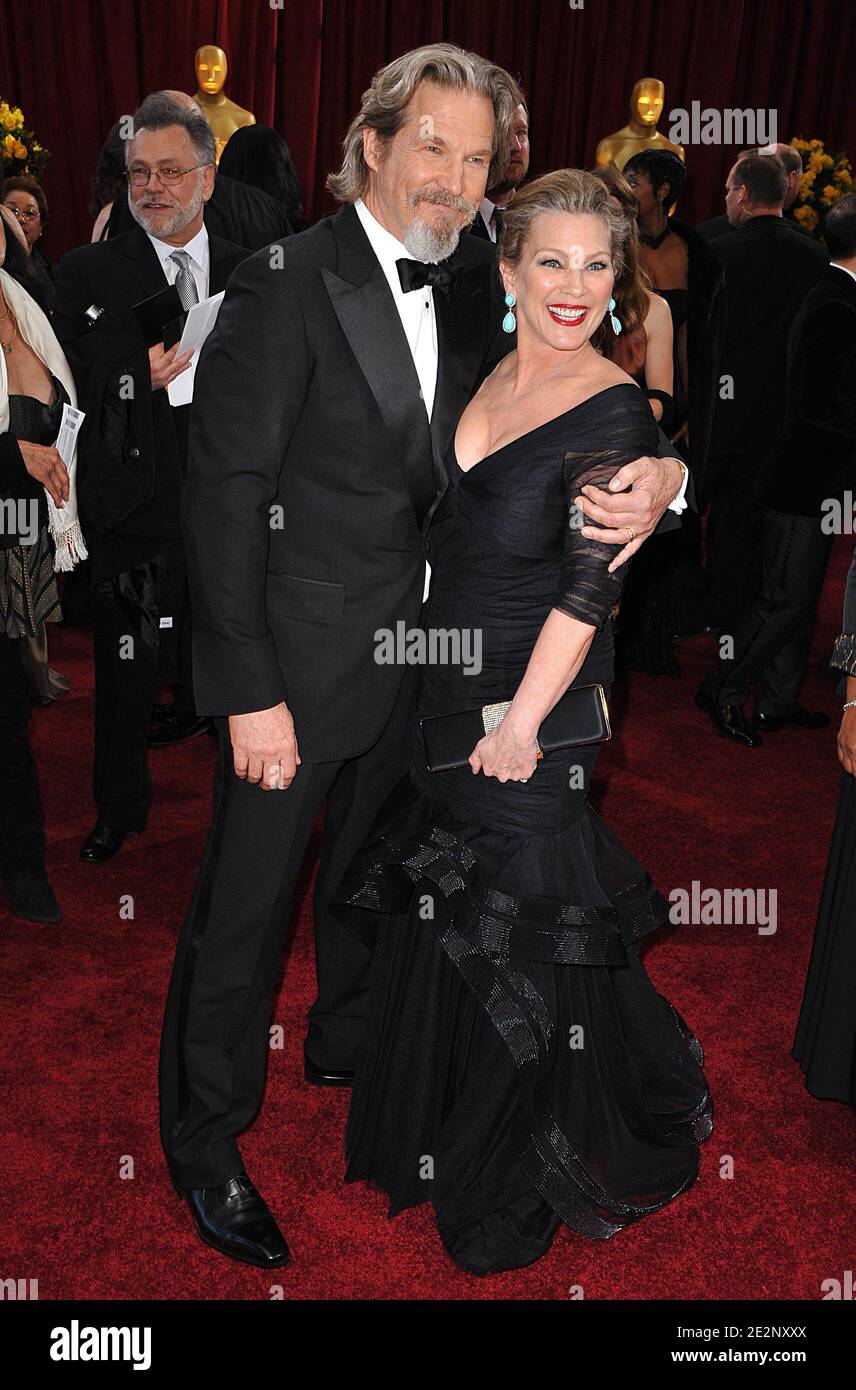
left=2, top=0, right=855, bottom=258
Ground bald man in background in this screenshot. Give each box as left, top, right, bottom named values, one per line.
left=697, top=143, right=815, bottom=241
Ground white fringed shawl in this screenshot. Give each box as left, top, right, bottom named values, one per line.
left=0, top=266, right=87, bottom=570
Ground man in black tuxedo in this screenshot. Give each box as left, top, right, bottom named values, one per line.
left=158, top=42, right=691, bottom=1269
left=52, top=95, right=248, bottom=859
left=104, top=92, right=292, bottom=250
left=468, top=98, right=529, bottom=243
left=700, top=154, right=827, bottom=638
left=696, top=143, right=812, bottom=241
left=698, top=193, right=856, bottom=745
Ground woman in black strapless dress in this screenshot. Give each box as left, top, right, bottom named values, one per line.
left=332, top=171, right=712, bottom=1276
left=1, top=244, right=76, bottom=925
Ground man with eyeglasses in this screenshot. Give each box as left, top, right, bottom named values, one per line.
left=104, top=89, right=293, bottom=250
left=52, top=92, right=249, bottom=861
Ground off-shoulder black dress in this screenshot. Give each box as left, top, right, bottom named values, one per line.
left=332, top=384, right=712, bottom=1275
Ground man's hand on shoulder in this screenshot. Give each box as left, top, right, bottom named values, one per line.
left=229, top=702, right=300, bottom=791
left=575, top=454, right=686, bottom=572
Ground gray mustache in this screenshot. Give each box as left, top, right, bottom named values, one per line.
left=411, top=191, right=473, bottom=215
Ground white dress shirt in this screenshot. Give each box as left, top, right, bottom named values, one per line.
left=355, top=199, right=441, bottom=600
left=831, top=261, right=856, bottom=287
left=476, top=197, right=502, bottom=243
left=667, top=457, right=690, bottom=513
left=146, top=222, right=210, bottom=302
left=355, top=198, right=438, bottom=420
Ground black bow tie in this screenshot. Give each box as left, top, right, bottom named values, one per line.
left=396, top=258, right=460, bottom=295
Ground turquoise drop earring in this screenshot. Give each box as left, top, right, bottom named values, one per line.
left=502, top=292, right=517, bottom=334
left=608, top=296, right=622, bottom=335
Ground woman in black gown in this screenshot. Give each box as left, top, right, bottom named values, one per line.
left=332, top=170, right=712, bottom=1276
left=792, top=544, right=856, bottom=1111
left=0, top=247, right=78, bottom=923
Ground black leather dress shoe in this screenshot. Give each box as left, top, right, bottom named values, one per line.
left=184, top=1174, right=290, bottom=1269
left=303, top=1049, right=355, bottom=1087
left=695, top=683, right=762, bottom=748
left=148, top=711, right=213, bottom=748
left=80, top=822, right=135, bottom=862
left=1, top=863, right=62, bottom=922
left=753, top=706, right=831, bottom=732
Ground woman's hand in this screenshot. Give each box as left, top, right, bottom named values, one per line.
left=17, top=440, right=69, bottom=508
left=837, top=706, right=856, bottom=774
left=469, top=719, right=539, bottom=783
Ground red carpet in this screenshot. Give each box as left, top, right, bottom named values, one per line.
left=3, top=540, right=854, bottom=1301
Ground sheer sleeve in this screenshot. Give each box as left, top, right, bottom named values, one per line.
left=830, top=544, right=856, bottom=677
left=554, top=450, right=631, bottom=631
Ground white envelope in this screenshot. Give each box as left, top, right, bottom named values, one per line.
left=167, top=290, right=225, bottom=407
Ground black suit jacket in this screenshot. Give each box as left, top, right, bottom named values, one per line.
left=707, top=215, right=827, bottom=459
left=757, top=263, right=856, bottom=516
left=696, top=213, right=732, bottom=242
left=467, top=211, right=493, bottom=242
left=185, top=202, right=689, bottom=758
left=52, top=225, right=247, bottom=576
left=697, top=209, right=819, bottom=243
left=106, top=174, right=292, bottom=251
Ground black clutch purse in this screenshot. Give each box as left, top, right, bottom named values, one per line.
left=421, top=683, right=611, bottom=773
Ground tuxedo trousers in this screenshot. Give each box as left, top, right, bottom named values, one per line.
left=706, top=508, right=833, bottom=714
left=158, top=663, right=421, bottom=1191
left=91, top=541, right=194, bottom=830
left=703, top=451, right=765, bottom=626
left=0, top=633, right=45, bottom=873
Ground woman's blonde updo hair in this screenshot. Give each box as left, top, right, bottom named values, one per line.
left=498, top=168, right=649, bottom=351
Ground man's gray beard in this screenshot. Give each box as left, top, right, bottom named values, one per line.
left=403, top=215, right=463, bottom=264
left=128, top=182, right=204, bottom=239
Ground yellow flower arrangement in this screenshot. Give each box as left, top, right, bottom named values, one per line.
left=790, top=135, right=853, bottom=239
left=0, top=96, right=49, bottom=177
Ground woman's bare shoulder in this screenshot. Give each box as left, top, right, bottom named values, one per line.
left=591, top=356, right=641, bottom=393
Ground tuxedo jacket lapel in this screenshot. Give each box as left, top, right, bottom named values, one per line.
left=209, top=239, right=240, bottom=295
left=117, top=226, right=170, bottom=301
left=323, top=205, right=436, bottom=523
left=425, top=243, right=496, bottom=527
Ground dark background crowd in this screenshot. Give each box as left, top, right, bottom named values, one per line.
left=3, top=0, right=856, bottom=255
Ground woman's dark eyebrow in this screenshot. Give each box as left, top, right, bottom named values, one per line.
left=530, top=247, right=611, bottom=258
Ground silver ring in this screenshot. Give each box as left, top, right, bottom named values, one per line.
left=520, top=777, right=528, bottom=783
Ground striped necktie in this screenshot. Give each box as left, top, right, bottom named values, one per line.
left=169, top=250, right=199, bottom=311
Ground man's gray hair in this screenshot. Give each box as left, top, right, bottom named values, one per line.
left=326, top=43, right=523, bottom=202
left=125, top=92, right=216, bottom=167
